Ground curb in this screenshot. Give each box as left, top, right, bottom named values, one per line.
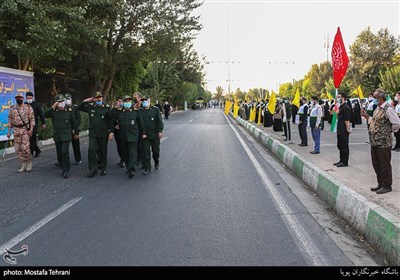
left=230, top=113, right=400, bottom=265
left=2, top=130, right=89, bottom=155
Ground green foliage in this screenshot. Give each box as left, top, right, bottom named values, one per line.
left=379, top=65, right=400, bottom=94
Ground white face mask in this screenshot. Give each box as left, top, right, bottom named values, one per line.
left=65, top=99, right=72, bottom=106
left=395, top=96, right=399, bottom=102
left=58, top=101, right=65, bottom=109
left=27, top=99, right=33, bottom=104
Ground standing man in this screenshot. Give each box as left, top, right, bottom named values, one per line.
left=79, top=91, right=114, bottom=177
left=26, top=92, right=46, bottom=158
left=163, top=101, right=171, bottom=120
left=297, top=97, right=308, bottom=147
left=282, top=97, right=292, bottom=141
left=392, top=92, right=400, bottom=151
left=154, top=100, right=163, bottom=113
left=111, top=96, right=125, bottom=167
left=361, top=89, right=400, bottom=194
left=133, top=92, right=144, bottom=167
left=334, top=92, right=352, bottom=167
left=7, top=93, right=35, bottom=172
left=141, top=95, right=164, bottom=175
left=309, top=96, right=322, bottom=154
left=45, top=94, right=79, bottom=178
left=64, top=93, right=82, bottom=165
left=112, top=95, right=146, bottom=178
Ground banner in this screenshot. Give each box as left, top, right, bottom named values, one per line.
left=0, top=67, right=35, bottom=141
left=331, top=27, right=349, bottom=88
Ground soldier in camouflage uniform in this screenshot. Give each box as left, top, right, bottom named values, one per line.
left=45, top=94, right=79, bottom=178
left=7, top=93, right=35, bottom=172
left=141, top=95, right=164, bottom=175
left=112, top=95, right=146, bottom=178
left=79, top=91, right=114, bottom=177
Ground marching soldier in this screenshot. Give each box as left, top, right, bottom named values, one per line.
left=64, top=93, right=82, bottom=165
left=112, top=95, right=146, bottom=178
left=79, top=91, right=114, bottom=177
left=44, top=94, right=79, bottom=178
left=111, top=96, right=125, bottom=167
left=141, top=95, right=164, bottom=174
left=7, top=93, right=35, bottom=172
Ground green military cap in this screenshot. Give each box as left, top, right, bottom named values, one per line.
left=93, top=91, right=103, bottom=98
left=123, top=95, right=132, bottom=101
left=64, top=93, right=72, bottom=99
left=15, top=93, right=24, bottom=98
left=55, top=94, right=65, bottom=102
left=141, top=94, right=150, bottom=100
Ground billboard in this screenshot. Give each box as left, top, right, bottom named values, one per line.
left=0, top=67, right=35, bottom=141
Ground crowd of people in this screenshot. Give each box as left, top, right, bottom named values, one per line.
left=7, top=91, right=167, bottom=179
left=234, top=89, right=400, bottom=194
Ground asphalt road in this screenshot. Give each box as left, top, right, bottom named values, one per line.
left=0, top=108, right=376, bottom=266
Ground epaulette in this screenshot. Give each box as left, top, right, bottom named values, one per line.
left=105, top=104, right=110, bottom=108
left=68, top=108, right=73, bottom=112
left=89, top=103, right=94, bottom=106
left=151, top=106, right=158, bottom=109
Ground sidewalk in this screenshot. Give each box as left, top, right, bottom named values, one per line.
left=230, top=113, right=400, bottom=265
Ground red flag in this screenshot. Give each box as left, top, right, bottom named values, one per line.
left=331, top=27, right=349, bottom=88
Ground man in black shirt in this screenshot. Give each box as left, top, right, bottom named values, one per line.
left=26, top=92, right=46, bottom=157
left=334, top=92, right=352, bottom=167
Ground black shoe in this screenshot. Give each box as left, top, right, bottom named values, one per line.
left=136, top=161, right=142, bottom=166
left=283, top=139, right=288, bottom=141
left=62, top=171, right=70, bottom=178
left=298, top=144, right=307, bottom=147
left=76, top=161, right=82, bottom=165
left=117, top=160, right=125, bottom=167
left=34, top=151, right=41, bottom=158
left=100, top=170, right=107, bottom=176
left=155, top=164, right=159, bottom=170
left=310, top=150, right=320, bottom=154
left=376, top=186, right=392, bottom=194
left=55, top=162, right=61, bottom=167
left=128, top=170, right=135, bottom=178
left=370, top=185, right=382, bottom=191
left=392, top=146, right=400, bottom=151
left=336, top=162, right=348, bottom=167
left=142, top=170, right=151, bottom=175
left=87, top=170, right=97, bottom=178
left=333, top=161, right=342, bottom=166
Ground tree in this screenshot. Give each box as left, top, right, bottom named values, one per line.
left=348, top=27, right=400, bottom=94
left=379, top=65, right=400, bottom=94
left=214, top=86, right=224, bottom=102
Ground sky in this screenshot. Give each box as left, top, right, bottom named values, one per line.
left=192, top=0, right=400, bottom=94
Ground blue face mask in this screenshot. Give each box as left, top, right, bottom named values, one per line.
left=372, top=98, right=378, bottom=105
left=337, top=98, right=342, bottom=104
left=123, top=102, right=131, bottom=109
left=142, top=101, right=149, bottom=107
left=95, top=101, right=102, bottom=106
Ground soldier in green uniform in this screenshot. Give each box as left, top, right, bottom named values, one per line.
left=64, top=93, right=82, bottom=165
left=112, top=95, right=146, bottom=178
left=141, top=95, right=164, bottom=175
left=45, top=94, right=79, bottom=178
left=111, top=96, right=125, bottom=167
left=79, top=91, right=114, bottom=177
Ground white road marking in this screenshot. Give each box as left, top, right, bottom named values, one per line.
left=222, top=112, right=329, bottom=266
left=0, top=197, right=83, bottom=254
left=188, top=119, right=193, bottom=123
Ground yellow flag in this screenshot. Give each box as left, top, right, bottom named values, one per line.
left=352, top=85, right=364, bottom=99
left=257, top=106, right=262, bottom=125
left=292, top=88, right=300, bottom=108
left=233, top=104, right=240, bottom=118
left=326, top=92, right=333, bottom=100
left=224, top=100, right=232, bottom=115
left=268, top=91, right=276, bottom=114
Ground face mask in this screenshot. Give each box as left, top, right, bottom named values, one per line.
left=395, top=96, right=399, bottom=102
left=372, top=98, right=379, bottom=105
left=65, top=99, right=72, bottom=106
left=368, top=97, right=373, bottom=101
left=284, top=100, right=288, bottom=104
left=123, top=102, right=131, bottom=109
left=16, top=99, right=23, bottom=105
left=142, top=101, right=149, bottom=107
left=95, top=101, right=102, bottom=106
left=27, top=99, right=33, bottom=104
left=58, top=101, right=65, bottom=109
left=337, top=98, right=342, bottom=104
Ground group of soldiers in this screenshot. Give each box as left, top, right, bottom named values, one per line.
left=7, top=91, right=164, bottom=179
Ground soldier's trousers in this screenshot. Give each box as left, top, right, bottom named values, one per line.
left=71, top=134, right=81, bottom=162
left=15, top=132, right=31, bottom=163
left=143, top=138, right=160, bottom=171
left=121, top=140, right=138, bottom=172
left=29, top=126, right=40, bottom=155
left=88, top=136, right=108, bottom=172
left=114, top=130, right=123, bottom=160
left=55, top=141, right=71, bottom=172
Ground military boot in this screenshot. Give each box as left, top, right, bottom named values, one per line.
left=18, top=163, right=26, bottom=173
left=25, top=160, right=33, bottom=172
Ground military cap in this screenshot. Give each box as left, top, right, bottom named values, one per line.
left=64, top=93, right=72, bottom=99
left=15, top=93, right=24, bottom=98
left=93, top=91, right=103, bottom=98
left=55, top=94, right=65, bottom=102
left=141, top=95, right=150, bottom=100
left=123, top=95, right=132, bottom=101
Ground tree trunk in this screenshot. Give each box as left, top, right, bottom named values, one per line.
left=102, top=71, right=115, bottom=102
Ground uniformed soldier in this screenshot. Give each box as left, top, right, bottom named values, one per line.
left=111, top=96, right=125, bottom=167
left=64, top=93, right=82, bottom=165
left=133, top=92, right=144, bottom=167
left=141, top=95, right=164, bottom=175
left=112, top=95, right=146, bottom=178
left=79, top=91, right=114, bottom=177
left=45, top=94, right=79, bottom=178
left=7, top=93, right=35, bottom=172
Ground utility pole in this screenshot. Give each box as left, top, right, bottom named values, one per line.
left=324, top=34, right=330, bottom=62
left=227, top=3, right=231, bottom=96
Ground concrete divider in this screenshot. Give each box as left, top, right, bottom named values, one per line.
left=231, top=113, right=400, bottom=265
